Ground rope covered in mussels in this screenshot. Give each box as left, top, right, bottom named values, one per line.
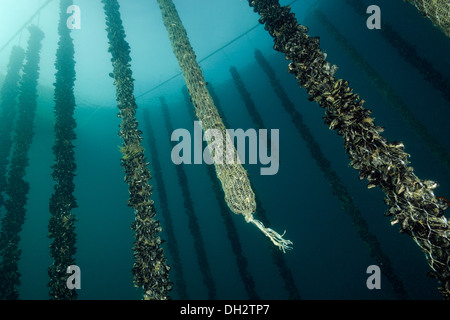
left=0, top=46, right=25, bottom=211
left=157, top=0, right=292, bottom=253
left=48, top=0, right=78, bottom=300
left=0, top=25, right=44, bottom=300
left=102, top=0, right=172, bottom=300
left=247, top=0, right=450, bottom=299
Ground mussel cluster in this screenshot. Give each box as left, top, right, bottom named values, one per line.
left=0, top=46, right=25, bottom=210
left=0, top=25, right=44, bottom=300
left=47, top=0, right=78, bottom=300
left=248, top=0, right=450, bottom=298
left=102, top=0, right=172, bottom=300
left=47, top=209, right=77, bottom=299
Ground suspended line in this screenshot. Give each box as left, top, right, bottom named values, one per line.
left=0, top=0, right=55, bottom=55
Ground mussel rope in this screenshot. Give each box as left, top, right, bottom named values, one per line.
left=102, top=0, right=172, bottom=300
left=156, top=0, right=292, bottom=252
left=0, top=25, right=44, bottom=300
left=48, top=0, right=78, bottom=300
left=247, top=0, right=449, bottom=299
left=0, top=46, right=25, bottom=210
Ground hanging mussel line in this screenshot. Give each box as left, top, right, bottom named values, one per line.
left=47, top=0, right=78, bottom=300
left=0, top=25, right=44, bottom=300
left=200, top=84, right=301, bottom=299
left=254, top=49, right=408, bottom=299
left=314, top=10, right=450, bottom=173
left=344, top=0, right=450, bottom=103
left=0, top=46, right=25, bottom=212
left=142, top=109, right=188, bottom=300
left=247, top=0, right=450, bottom=299
left=101, top=0, right=172, bottom=300
left=156, top=0, right=292, bottom=253
left=160, top=97, right=217, bottom=299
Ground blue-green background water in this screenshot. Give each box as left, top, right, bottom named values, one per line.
left=0, top=0, right=449, bottom=299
